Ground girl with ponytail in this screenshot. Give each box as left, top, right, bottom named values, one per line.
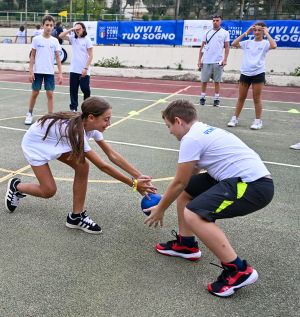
left=5, top=96, right=156, bottom=234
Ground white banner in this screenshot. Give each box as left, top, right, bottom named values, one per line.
left=182, top=20, right=212, bottom=46
left=74, top=21, right=97, bottom=45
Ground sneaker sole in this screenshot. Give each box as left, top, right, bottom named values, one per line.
left=4, top=178, right=15, bottom=213
left=209, top=269, right=259, bottom=297
left=66, top=223, right=102, bottom=234
left=156, top=248, right=201, bottom=261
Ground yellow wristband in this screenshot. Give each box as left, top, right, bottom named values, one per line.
left=132, top=179, right=138, bottom=192
left=244, top=32, right=248, bottom=37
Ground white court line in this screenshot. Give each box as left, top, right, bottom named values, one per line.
left=0, top=124, right=299, bottom=169
left=0, top=85, right=299, bottom=109
left=1, top=74, right=299, bottom=94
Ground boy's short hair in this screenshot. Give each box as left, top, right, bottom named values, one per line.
left=162, top=100, right=198, bottom=124
left=42, top=15, right=55, bottom=25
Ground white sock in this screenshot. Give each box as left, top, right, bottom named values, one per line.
left=201, top=93, right=206, bottom=98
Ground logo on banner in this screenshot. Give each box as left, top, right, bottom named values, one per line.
left=99, top=27, right=106, bottom=39
left=107, top=26, right=118, bottom=39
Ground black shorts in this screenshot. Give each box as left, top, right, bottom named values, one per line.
left=185, top=173, right=274, bottom=222
left=239, top=72, right=266, bottom=85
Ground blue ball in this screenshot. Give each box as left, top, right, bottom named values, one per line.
left=140, top=193, right=162, bottom=216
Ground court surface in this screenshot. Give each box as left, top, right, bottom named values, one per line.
left=0, top=70, right=299, bottom=317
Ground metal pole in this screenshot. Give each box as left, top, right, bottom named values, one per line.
left=175, top=0, right=180, bottom=20
left=70, top=0, right=73, bottom=23
left=25, top=0, right=28, bottom=43
left=84, top=0, right=88, bottom=21
left=240, top=0, right=245, bottom=20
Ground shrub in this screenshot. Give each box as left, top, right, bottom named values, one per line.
left=94, top=57, right=124, bottom=68
left=290, top=66, right=300, bottom=76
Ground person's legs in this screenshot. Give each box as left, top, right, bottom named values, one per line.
left=5, top=164, right=57, bottom=212
left=58, top=153, right=102, bottom=234
left=28, top=90, right=40, bottom=113
left=58, top=153, right=89, bottom=214
left=79, top=75, right=91, bottom=100
left=252, top=82, right=264, bottom=119
left=227, top=81, right=250, bottom=127
left=44, top=74, right=55, bottom=113
left=69, top=72, right=80, bottom=111
left=45, top=90, right=54, bottom=113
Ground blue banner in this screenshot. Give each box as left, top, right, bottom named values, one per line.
left=96, top=20, right=300, bottom=48
left=97, top=20, right=184, bottom=45
left=222, top=20, right=300, bottom=48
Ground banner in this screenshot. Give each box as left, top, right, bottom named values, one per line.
left=95, top=20, right=300, bottom=48
left=97, top=20, right=184, bottom=45
left=182, top=20, right=212, bottom=46
left=220, top=20, right=300, bottom=48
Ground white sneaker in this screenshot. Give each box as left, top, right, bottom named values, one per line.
left=227, top=116, right=238, bottom=127
left=290, top=142, right=300, bottom=150
left=250, top=119, right=263, bottom=130
left=24, top=112, right=33, bottom=125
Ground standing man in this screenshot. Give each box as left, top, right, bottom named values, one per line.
left=59, top=22, right=93, bottom=112
left=25, top=15, right=63, bottom=125
left=198, top=15, right=230, bottom=107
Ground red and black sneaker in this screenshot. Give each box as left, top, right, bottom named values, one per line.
left=207, top=261, right=258, bottom=297
left=156, top=230, right=201, bottom=261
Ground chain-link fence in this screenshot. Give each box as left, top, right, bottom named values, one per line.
left=0, top=0, right=299, bottom=27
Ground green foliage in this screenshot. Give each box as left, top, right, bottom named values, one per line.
left=290, top=66, right=300, bottom=76
left=142, top=14, right=150, bottom=21
left=94, top=57, right=124, bottom=68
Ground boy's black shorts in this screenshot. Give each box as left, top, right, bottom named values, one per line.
left=185, top=173, right=274, bottom=222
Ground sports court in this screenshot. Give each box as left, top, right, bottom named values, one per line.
left=0, top=70, right=299, bottom=316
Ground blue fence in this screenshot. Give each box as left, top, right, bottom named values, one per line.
left=96, top=20, right=300, bottom=48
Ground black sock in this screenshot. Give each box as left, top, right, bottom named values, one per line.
left=181, top=235, right=196, bottom=246
left=227, top=256, right=246, bottom=271
left=71, top=212, right=81, bottom=218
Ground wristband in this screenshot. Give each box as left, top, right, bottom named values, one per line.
left=132, top=179, right=138, bottom=192
left=243, top=32, right=248, bottom=37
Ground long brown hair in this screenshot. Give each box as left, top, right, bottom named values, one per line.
left=38, top=96, right=111, bottom=163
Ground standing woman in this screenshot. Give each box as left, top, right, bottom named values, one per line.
left=227, top=22, right=277, bottom=130
left=59, top=23, right=93, bottom=111
left=5, top=97, right=156, bottom=234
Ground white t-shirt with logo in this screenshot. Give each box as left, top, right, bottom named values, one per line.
left=16, top=30, right=26, bottom=44
left=69, top=34, right=93, bottom=75
left=31, top=35, right=61, bottom=74
left=202, top=28, right=230, bottom=64
left=22, top=119, right=103, bottom=166
left=239, top=39, right=270, bottom=76
left=178, top=122, right=270, bottom=182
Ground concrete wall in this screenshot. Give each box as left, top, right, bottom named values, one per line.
left=0, top=43, right=299, bottom=74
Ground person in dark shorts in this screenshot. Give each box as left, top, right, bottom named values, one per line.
left=144, top=100, right=274, bottom=297
left=227, top=21, right=277, bottom=130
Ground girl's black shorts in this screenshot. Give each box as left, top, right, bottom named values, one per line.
left=239, top=72, right=266, bottom=85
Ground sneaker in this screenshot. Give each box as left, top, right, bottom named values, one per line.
left=24, top=112, right=33, bottom=125
left=227, top=116, right=238, bottom=127
left=200, top=97, right=206, bottom=106
left=5, top=178, right=26, bottom=213
left=207, top=261, right=258, bottom=297
left=250, top=119, right=263, bottom=130
left=66, top=211, right=102, bottom=234
left=213, top=99, right=220, bottom=107
left=155, top=230, right=201, bottom=261
left=290, top=142, right=300, bottom=150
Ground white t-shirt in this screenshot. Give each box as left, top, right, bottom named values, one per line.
left=239, top=39, right=270, bottom=76
left=16, top=30, right=26, bottom=44
left=32, top=29, right=43, bottom=37
left=22, top=120, right=103, bottom=166
left=178, top=122, right=270, bottom=182
left=202, top=28, right=230, bottom=64
left=69, top=34, right=93, bottom=75
left=31, top=35, right=61, bottom=74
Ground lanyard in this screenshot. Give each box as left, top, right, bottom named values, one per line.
left=206, top=28, right=221, bottom=44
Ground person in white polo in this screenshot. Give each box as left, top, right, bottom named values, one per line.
left=198, top=15, right=230, bottom=107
